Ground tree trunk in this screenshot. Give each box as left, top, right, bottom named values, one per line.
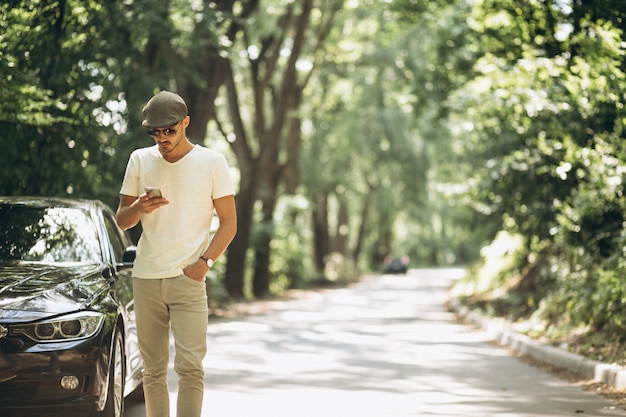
left=250, top=129, right=281, bottom=297
left=222, top=59, right=258, bottom=298
left=247, top=1, right=314, bottom=297
left=224, top=171, right=257, bottom=298
left=336, top=197, right=349, bottom=256
left=377, top=220, right=393, bottom=263
left=353, top=185, right=373, bottom=264
left=252, top=198, right=276, bottom=297
left=312, top=193, right=330, bottom=274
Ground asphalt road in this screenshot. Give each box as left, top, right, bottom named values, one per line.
left=124, top=268, right=626, bottom=417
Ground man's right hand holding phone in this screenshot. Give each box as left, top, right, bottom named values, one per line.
left=139, top=187, right=169, bottom=213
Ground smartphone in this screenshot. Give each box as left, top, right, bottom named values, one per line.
left=145, top=187, right=163, bottom=198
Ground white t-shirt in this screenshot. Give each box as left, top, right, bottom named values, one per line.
left=119, top=144, right=235, bottom=279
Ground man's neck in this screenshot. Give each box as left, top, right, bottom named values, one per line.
left=162, top=139, right=194, bottom=163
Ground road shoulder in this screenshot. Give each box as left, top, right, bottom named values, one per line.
left=449, top=297, right=626, bottom=407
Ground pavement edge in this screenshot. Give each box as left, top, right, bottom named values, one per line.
left=449, top=298, right=626, bottom=390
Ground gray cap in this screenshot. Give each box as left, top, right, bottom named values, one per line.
left=141, top=91, right=188, bottom=128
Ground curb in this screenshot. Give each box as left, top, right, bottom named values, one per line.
left=450, top=298, right=626, bottom=390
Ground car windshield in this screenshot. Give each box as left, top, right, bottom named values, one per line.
left=0, top=204, right=102, bottom=264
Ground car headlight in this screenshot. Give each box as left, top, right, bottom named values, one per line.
left=12, top=312, right=105, bottom=342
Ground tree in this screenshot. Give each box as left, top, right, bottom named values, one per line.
left=216, top=0, right=344, bottom=297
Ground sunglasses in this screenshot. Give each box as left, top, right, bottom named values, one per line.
left=147, top=122, right=181, bottom=138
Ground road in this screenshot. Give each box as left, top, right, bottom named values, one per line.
left=124, top=268, right=626, bottom=417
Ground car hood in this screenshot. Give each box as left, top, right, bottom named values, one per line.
left=0, top=263, right=107, bottom=322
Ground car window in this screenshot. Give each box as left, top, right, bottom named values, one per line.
left=103, top=213, right=126, bottom=263
left=0, top=205, right=101, bottom=264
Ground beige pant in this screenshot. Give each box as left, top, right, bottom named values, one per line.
left=133, top=275, right=209, bottom=417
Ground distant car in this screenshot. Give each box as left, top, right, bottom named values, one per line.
left=384, top=256, right=409, bottom=274
left=0, top=197, right=142, bottom=417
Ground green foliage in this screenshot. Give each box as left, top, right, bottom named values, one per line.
left=297, top=0, right=483, bottom=270
left=269, top=196, right=317, bottom=291
left=0, top=0, right=145, bottom=206
left=452, top=0, right=626, bottom=351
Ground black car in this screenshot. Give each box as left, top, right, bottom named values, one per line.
left=0, top=197, right=142, bottom=417
left=384, top=256, right=409, bottom=274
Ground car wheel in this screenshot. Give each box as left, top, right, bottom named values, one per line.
left=93, top=328, right=125, bottom=417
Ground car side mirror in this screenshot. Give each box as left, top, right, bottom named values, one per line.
left=121, top=246, right=137, bottom=267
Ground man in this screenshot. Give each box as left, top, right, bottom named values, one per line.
left=116, top=91, right=237, bottom=417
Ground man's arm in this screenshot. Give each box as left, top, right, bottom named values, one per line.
left=183, top=194, right=237, bottom=280
left=116, top=193, right=169, bottom=231
left=203, top=194, right=238, bottom=261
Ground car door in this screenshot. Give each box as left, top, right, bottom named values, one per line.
left=101, top=210, right=143, bottom=393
